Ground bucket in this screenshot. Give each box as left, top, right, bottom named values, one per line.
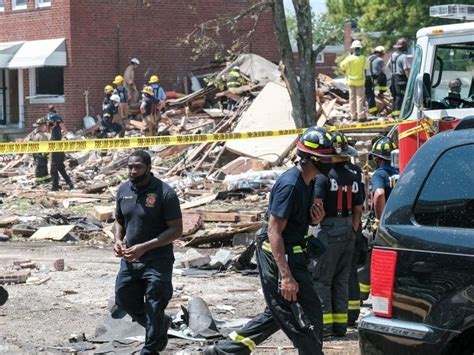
left=439, top=116, right=461, bottom=132
left=398, top=121, right=430, bottom=173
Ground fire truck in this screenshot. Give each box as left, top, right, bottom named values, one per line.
left=392, top=4, right=474, bottom=172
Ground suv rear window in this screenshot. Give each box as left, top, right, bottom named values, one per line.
left=414, top=144, right=474, bottom=228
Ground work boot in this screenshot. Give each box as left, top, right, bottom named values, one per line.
left=68, top=183, right=74, bottom=190
left=202, top=345, right=217, bottom=355
left=51, top=186, right=59, bottom=192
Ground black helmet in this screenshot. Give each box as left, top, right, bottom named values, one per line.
left=296, top=126, right=334, bottom=159
left=330, top=131, right=357, bottom=157
left=370, top=136, right=397, bottom=160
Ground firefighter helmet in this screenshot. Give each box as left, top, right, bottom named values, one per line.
left=331, top=131, right=357, bottom=156
left=110, top=94, right=121, bottom=103
left=104, top=85, right=114, bottom=94
left=142, top=86, right=154, bottom=96
left=370, top=136, right=397, bottom=160
left=296, top=127, right=335, bottom=159
left=131, top=58, right=140, bottom=65
left=149, top=75, right=159, bottom=84
left=113, top=75, right=124, bottom=85
left=374, top=46, right=385, bottom=53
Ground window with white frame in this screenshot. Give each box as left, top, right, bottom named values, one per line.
left=29, top=67, right=65, bottom=103
left=12, top=0, right=27, bottom=10
left=36, top=0, right=51, bottom=8
left=316, top=53, right=325, bottom=64
left=0, top=0, right=4, bottom=12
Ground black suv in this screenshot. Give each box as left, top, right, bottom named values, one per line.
left=358, top=117, right=474, bottom=354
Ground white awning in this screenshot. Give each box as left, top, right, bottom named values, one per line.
left=0, top=41, right=24, bottom=68
left=8, top=38, right=67, bottom=69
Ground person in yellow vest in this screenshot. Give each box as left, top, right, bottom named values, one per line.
left=340, top=41, right=368, bottom=122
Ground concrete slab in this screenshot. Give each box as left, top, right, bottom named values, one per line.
left=226, top=82, right=297, bottom=165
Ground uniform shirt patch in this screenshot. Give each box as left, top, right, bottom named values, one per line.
left=145, top=193, right=157, bottom=208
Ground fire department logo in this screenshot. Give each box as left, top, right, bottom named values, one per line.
left=145, top=193, right=157, bottom=208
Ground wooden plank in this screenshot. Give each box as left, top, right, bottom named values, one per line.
left=316, top=98, right=336, bottom=127
left=183, top=222, right=262, bottom=247
left=30, top=225, right=75, bottom=241
left=195, top=211, right=258, bottom=223
left=180, top=193, right=218, bottom=210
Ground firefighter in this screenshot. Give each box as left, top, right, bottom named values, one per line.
left=358, top=136, right=399, bottom=301
left=101, top=94, right=124, bottom=137
left=203, top=127, right=338, bottom=355
left=31, top=117, right=50, bottom=183
left=312, top=131, right=364, bottom=337
left=140, top=86, right=159, bottom=137
left=103, top=85, right=114, bottom=110
left=124, top=57, right=140, bottom=103
left=387, top=38, right=411, bottom=118
left=112, top=75, right=129, bottom=122
left=365, top=46, right=388, bottom=116
left=148, top=75, right=167, bottom=124
left=225, top=66, right=245, bottom=90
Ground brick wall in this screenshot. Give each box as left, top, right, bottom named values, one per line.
left=0, top=0, right=279, bottom=130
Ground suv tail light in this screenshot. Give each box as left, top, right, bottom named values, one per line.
left=371, top=248, right=398, bottom=318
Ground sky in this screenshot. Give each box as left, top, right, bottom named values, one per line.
left=283, top=0, right=327, bottom=15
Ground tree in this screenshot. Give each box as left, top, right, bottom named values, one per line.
left=327, top=0, right=467, bottom=49
left=181, top=0, right=320, bottom=128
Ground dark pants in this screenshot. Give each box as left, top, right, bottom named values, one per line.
left=348, top=228, right=364, bottom=324
left=115, top=259, right=173, bottom=355
left=33, top=154, right=48, bottom=179
left=313, top=217, right=355, bottom=336
left=365, top=76, right=378, bottom=115
left=358, top=249, right=371, bottom=301
left=211, top=240, right=323, bottom=355
left=391, top=74, right=407, bottom=117
left=51, top=152, right=73, bottom=190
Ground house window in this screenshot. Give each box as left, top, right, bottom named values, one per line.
left=316, top=53, right=324, bottom=63
left=36, top=0, right=51, bottom=8
left=0, top=0, right=4, bottom=12
left=12, top=0, right=27, bottom=10
left=29, top=67, right=65, bottom=103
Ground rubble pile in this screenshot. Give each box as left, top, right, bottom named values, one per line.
left=0, top=54, right=392, bottom=279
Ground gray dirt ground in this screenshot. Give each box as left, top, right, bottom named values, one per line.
left=0, top=242, right=359, bottom=354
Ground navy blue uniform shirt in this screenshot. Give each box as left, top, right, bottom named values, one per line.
left=260, top=166, right=314, bottom=246
left=370, top=164, right=399, bottom=200
left=115, top=175, right=182, bottom=261
left=314, top=162, right=364, bottom=217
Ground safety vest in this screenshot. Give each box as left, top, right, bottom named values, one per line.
left=340, top=54, right=367, bottom=87
left=227, top=70, right=242, bottom=88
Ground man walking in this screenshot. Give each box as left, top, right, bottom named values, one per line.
left=31, top=117, right=50, bottom=183
left=312, top=131, right=364, bottom=337
left=204, top=127, right=338, bottom=355
left=340, top=40, right=368, bottom=122
left=387, top=38, right=411, bottom=118
left=114, top=149, right=183, bottom=355
left=47, top=106, right=73, bottom=191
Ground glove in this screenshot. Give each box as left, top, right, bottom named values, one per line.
left=306, top=235, right=326, bottom=258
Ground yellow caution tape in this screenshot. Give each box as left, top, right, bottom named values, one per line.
left=398, top=119, right=435, bottom=140
left=0, top=129, right=306, bottom=155
left=0, top=118, right=435, bottom=155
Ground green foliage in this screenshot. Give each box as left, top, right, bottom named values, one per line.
left=327, top=0, right=469, bottom=49
left=286, top=11, right=344, bottom=45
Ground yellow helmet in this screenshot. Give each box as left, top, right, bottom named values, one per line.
left=142, top=86, right=154, bottom=96
left=113, top=75, right=124, bottom=85
left=149, top=75, right=159, bottom=84
left=104, top=85, right=114, bottom=94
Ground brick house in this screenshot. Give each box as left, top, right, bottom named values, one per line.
left=0, top=0, right=279, bottom=133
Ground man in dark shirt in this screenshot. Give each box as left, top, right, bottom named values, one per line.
left=47, top=106, right=73, bottom=191
left=114, top=150, right=183, bottom=355
left=102, top=94, right=124, bottom=137
left=358, top=136, right=398, bottom=301
left=312, top=131, right=363, bottom=337
left=204, top=127, right=337, bottom=355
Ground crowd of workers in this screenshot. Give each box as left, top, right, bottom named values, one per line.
left=340, top=37, right=411, bottom=121
left=103, top=125, right=399, bottom=354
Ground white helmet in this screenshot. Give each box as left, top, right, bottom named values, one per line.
left=131, top=58, right=140, bottom=65
left=110, top=94, right=121, bottom=103
left=350, top=40, right=363, bottom=49
left=374, top=45, right=385, bottom=53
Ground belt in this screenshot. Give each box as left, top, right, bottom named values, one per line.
left=261, top=240, right=306, bottom=254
